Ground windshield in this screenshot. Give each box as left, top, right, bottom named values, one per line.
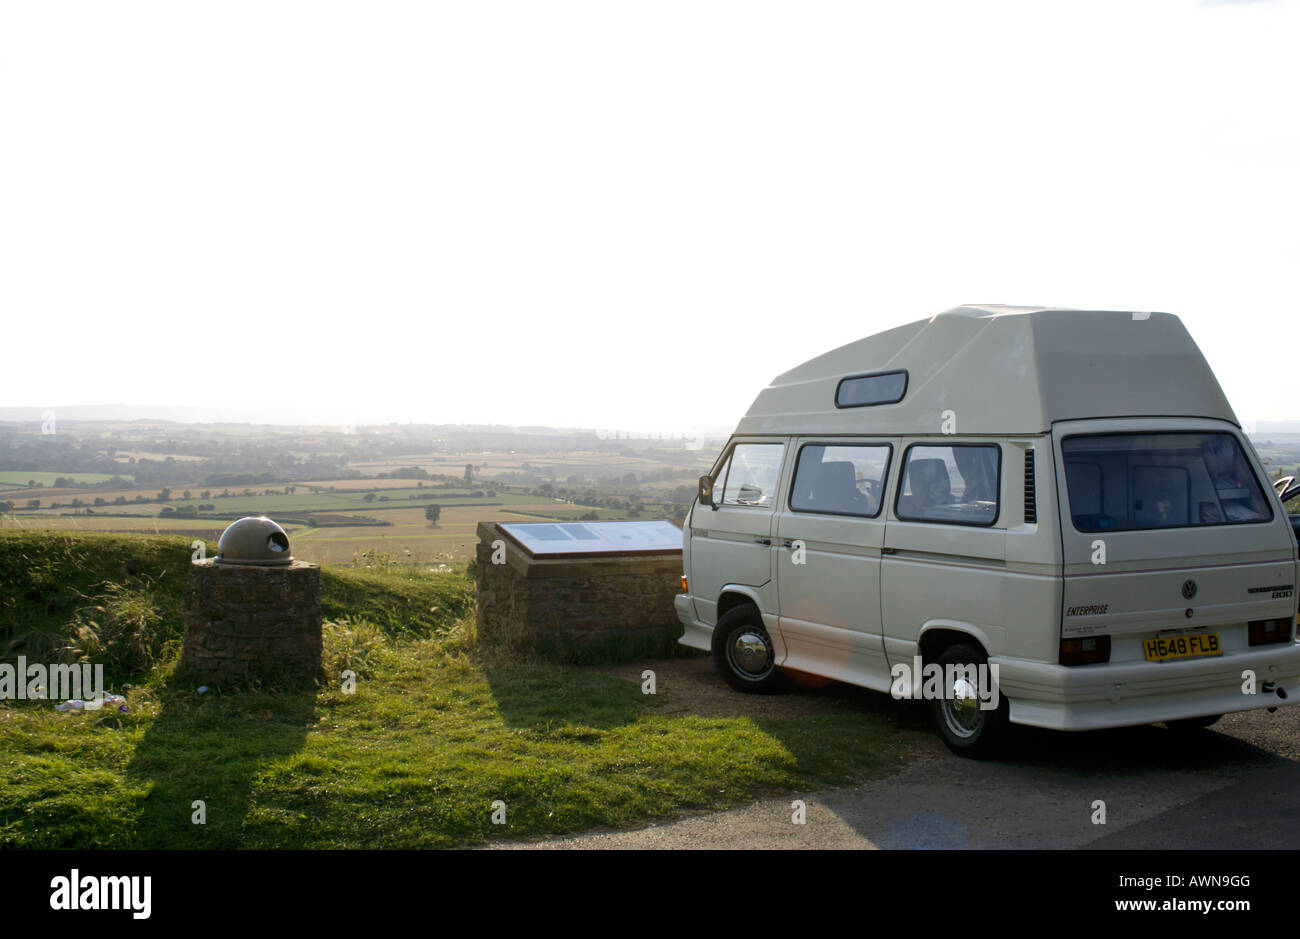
left=1061, top=432, right=1272, bottom=532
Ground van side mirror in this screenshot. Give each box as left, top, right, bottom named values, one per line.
left=698, top=474, right=716, bottom=509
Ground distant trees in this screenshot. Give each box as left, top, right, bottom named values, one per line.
left=670, top=485, right=695, bottom=504
left=464, top=464, right=474, bottom=485
left=26, top=499, right=39, bottom=509
left=0, top=501, right=13, bottom=515
left=363, top=492, right=376, bottom=503
left=425, top=504, right=441, bottom=526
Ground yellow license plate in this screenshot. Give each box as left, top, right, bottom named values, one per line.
left=1143, top=633, right=1221, bottom=662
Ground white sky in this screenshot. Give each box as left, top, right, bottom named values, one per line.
left=1, top=0, right=1297, bottom=433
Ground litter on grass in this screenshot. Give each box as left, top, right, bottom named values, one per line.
left=55, top=692, right=127, bottom=713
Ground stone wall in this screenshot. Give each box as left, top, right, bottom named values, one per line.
left=181, top=559, right=322, bottom=685
left=475, top=522, right=684, bottom=662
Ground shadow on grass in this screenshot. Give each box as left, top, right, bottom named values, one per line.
left=480, top=659, right=647, bottom=731
left=125, top=676, right=315, bottom=848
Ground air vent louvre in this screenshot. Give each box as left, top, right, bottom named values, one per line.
left=1024, top=449, right=1037, bottom=524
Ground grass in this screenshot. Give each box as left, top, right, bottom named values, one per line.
left=0, top=530, right=920, bottom=849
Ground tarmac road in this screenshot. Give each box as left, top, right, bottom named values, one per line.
left=494, top=667, right=1300, bottom=849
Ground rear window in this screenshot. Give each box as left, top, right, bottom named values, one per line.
left=1061, top=432, right=1272, bottom=532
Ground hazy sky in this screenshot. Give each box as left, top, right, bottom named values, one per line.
left=2, top=0, right=1296, bottom=433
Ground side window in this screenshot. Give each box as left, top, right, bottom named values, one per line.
left=720, top=443, right=784, bottom=507
left=790, top=444, right=891, bottom=517
left=835, top=371, right=907, bottom=408
left=896, top=443, right=1000, bottom=526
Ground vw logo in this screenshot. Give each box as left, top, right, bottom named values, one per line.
left=1181, top=579, right=1198, bottom=600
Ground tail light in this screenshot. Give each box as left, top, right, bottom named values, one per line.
left=680, top=575, right=688, bottom=593
left=1248, top=617, right=1293, bottom=646
left=1060, top=635, right=1111, bottom=666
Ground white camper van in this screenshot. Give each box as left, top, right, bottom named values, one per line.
left=675, top=305, right=1300, bottom=757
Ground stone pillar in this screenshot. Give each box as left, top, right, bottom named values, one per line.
left=475, top=522, right=684, bottom=662
left=181, top=558, right=322, bottom=686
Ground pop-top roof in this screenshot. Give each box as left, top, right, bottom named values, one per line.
left=734, top=305, right=1237, bottom=437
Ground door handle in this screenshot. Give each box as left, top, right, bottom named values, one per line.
left=781, top=540, right=793, bottom=548
left=881, top=547, right=898, bottom=555
left=754, top=537, right=771, bottom=545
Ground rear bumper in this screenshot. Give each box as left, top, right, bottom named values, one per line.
left=993, top=642, right=1300, bottom=731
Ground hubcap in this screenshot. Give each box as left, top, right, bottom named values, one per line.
left=730, top=629, right=773, bottom=678
left=943, top=674, right=983, bottom=738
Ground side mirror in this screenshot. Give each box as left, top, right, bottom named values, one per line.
left=698, top=474, right=716, bottom=509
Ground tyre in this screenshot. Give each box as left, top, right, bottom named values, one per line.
left=711, top=604, right=785, bottom=694
left=928, top=642, right=1011, bottom=759
left=1166, top=714, right=1222, bottom=732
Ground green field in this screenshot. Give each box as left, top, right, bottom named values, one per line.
left=164, top=487, right=551, bottom=515
left=0, top=494, right=654, bottom=567
left=286, top=502, right=652, bottom=567
left=0, top=471, right=133, bottom=489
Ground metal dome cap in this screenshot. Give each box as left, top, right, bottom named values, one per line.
left=214, top=516, right=294, bottom=567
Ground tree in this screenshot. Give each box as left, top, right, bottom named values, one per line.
left=0, top=501, right=13, bottom=515
left=363, top=492, right=376, bottom=503
left=26, top=499, right=39, bottom=509
left=158, top=488, right=172, bottom=502
left=425, top=504, right=441, bottom=526
left=464, top=464, right=474, bottom=486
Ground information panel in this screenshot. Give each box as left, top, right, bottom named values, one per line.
left=498, top=520, right=683, bottom=558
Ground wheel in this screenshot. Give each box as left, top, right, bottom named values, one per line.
left=928, top=642, right=1011, bottom=759
left=1166, top=714, right=1222, bottom=732
left=711, top=604, right=785, bottom=694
